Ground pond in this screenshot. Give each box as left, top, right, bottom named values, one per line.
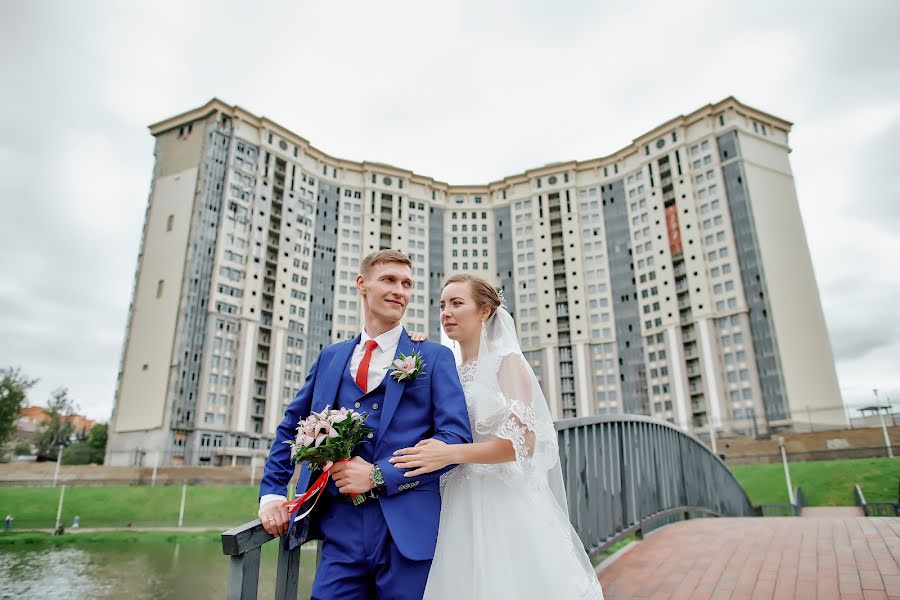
left=0, top=536, right=316, bottom=599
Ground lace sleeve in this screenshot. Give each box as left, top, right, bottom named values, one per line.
left=493, top=353, right=539, bottom=470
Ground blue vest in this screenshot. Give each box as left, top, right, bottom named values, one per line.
left=324, top=367, right=389, bottom=495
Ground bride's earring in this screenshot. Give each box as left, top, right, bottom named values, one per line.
left=480, top=320, right=487, bottom=340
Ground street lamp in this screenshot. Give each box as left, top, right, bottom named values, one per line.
left=874, top=389, right=895, bottom=459
left=778, top=436, right=795, bottom=505
left=52, top=444, right=64, bottom=487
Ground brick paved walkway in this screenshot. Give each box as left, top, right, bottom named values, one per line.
left=597, top=517, right=900, bottom=599
left=801, top=507, right=866, bottom=517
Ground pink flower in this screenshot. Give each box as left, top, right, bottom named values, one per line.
left=393, top=357, right=416, bottom=374
left=308, top=417, right=339, bottom=447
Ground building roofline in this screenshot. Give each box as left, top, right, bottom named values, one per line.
left=148, top=96, right=793, bottom=191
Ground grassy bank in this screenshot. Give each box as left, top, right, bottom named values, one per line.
left=0, top=530, right=222, bottom=546
left=1, top=458, right=895, bottom=534
left=729, top=457, right=898, bottom=506
left=0, top=484, right=261, bottom=529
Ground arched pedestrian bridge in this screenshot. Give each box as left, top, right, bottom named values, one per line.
left=221, top=415, right=900, bottom=599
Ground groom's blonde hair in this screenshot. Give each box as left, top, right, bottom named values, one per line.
left=360, top=249, right=413, bottom=276
left=442, top=274, right=502, bottom=318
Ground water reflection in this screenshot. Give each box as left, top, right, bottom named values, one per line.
left=0, top=538, right=316, bottom=599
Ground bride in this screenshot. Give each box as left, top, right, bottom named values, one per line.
left=389, top=274, right=604, bottom=599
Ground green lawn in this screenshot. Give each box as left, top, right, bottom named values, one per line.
left=730, top=457, right=899, bottom=506
left=0, top=485, right=261, bottom=529
left=1, top=458, right=896, bottom=531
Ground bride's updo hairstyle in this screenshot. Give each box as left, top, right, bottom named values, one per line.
left=442, top=274, right=502, bottom=318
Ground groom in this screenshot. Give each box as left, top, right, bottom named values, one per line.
left=258, top=249, right=472, bottom=599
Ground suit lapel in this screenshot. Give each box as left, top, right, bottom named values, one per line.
left=313, top=335, right=358, bottom=412
left=375, top=328, right=412, bottom=449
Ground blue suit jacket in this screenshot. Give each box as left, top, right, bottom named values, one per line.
left=259, top=328, right=472, bottom=560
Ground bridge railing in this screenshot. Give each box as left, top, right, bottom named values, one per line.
left=855, top=482, right=900, bottom=517
left=556, top=415, right=756, bottom=559
left=222, top=414, right=757, bottom=598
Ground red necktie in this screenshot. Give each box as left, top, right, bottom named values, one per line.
left=356, top=340, right=379, bottom=393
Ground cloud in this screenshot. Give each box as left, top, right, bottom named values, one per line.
left=1, top=0, right=899, bottom=420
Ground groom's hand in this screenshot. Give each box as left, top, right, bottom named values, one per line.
left=258, top=500, right=291, bottom=537
left=331, top=457, right=376, bottom=495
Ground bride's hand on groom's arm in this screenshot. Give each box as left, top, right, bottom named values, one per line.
left=389, top=439, right=455, bottom=477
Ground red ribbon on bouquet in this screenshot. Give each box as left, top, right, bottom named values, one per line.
left=282, top=458, right=349, bottom=521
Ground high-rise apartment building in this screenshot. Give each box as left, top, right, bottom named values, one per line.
left=106, top=97, right=843, bottom=466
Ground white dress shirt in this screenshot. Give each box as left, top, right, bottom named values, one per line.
left=260, top=324, right=405, bottom=509
left=349, top=323, right=403, bottom=393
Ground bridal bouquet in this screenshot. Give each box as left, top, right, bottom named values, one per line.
left=283, top=407, right=372, bottom=517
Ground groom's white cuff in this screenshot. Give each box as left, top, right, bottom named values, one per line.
left=260, top=493, right=287, bottom=509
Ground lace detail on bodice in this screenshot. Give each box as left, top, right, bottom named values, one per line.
left=457, top=361, right=477, bottom=393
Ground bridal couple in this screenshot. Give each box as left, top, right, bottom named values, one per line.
left=258, top=250, right=603, bottom=599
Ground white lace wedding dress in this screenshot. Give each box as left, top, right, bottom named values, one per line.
left=423, top=309, right=603, bottom=599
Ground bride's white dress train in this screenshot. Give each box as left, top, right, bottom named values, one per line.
left=423, top=310, right=604, bottom=599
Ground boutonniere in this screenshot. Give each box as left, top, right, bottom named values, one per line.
left=391, top=350, right=426, bottom=382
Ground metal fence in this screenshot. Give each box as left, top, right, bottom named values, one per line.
left=220, top=414, right=755, bottom=599
left=722, top=445, right=900, bottom=465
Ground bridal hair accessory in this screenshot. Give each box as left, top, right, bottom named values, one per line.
left=497, top=288, right=508, bottom=310
left=391, top=349, right=426, bottom=382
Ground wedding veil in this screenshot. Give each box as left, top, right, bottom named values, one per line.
left=467, top=307, right=569, bottom=515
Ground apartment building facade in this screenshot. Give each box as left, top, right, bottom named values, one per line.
left=106, top=97, right=843, bottom=466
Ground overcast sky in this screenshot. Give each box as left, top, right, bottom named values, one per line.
left=1, top=1, right=898, bottom=421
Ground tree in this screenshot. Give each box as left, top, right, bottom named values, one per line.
left=0, top=367, right=38, bottom=446
left=34, top=388, right=77, bottom=460
left=87, top=422, right=108, bottom=463
left=63, top=423, right=108, bottom=465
